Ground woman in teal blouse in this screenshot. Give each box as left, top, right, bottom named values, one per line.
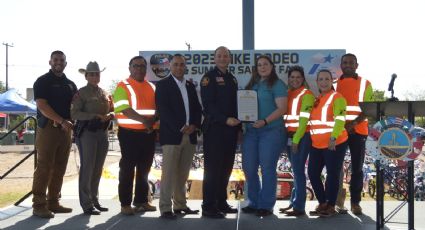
left=241, top=55, right=288, bottom=217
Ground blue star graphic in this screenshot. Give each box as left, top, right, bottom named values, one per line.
left=324, top=54, right=334, bottom=63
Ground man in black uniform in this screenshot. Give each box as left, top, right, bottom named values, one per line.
left=32, top=50, right=77, bottom=218
left=200, top=46, right=241, bottom=218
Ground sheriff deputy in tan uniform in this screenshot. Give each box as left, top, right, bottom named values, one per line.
left=71, top=61, right=114, bottom=215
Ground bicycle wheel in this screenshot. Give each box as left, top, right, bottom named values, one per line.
left=306, top=187, right=315, bottom=200
left=368, top=184, right=375, bottom=198
left=149, top=180, right=156, bottom=196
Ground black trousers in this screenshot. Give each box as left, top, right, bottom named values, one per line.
left=347, top=133, right=367, bottom=204
left=202, top=125, right=238, bottom=210
left=118, top=127, right=156, bottom=206
left=308, top=141, right=347, bottom=206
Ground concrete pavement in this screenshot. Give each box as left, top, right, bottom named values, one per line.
left=1, top=199, right=425, bottom=230
left=1, top=149, right=425, bottom=229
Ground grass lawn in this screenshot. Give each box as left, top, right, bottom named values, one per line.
left=0, top=192, right=27, bottom=208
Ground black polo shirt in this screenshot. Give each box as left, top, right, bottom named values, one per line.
left=34, top=70, right=77, bottom=120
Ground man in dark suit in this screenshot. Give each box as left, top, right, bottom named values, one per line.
left=155, top=54, right=202, bottom=219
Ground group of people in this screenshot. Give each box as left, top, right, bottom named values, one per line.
left=30, top=47, right=372, bottom=220
left=277, top=53, right=372, bottom=217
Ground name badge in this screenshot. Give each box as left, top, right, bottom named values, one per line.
left=216, top=77, right=225, bottom=85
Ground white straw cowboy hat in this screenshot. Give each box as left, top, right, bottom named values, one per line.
left=78, top=61, right=106, bottom=74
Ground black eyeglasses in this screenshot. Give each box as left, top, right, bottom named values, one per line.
left=132, top=64, right=146, bottom=68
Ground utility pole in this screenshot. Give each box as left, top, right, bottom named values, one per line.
left=242, top=0, right=254, bottom=50
left=2, top=42, right=14, bottom=91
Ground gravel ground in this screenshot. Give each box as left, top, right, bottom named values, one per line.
left=0, top=144, right=121, bottom=207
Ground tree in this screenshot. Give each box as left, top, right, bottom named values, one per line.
left=403, top=90, right=425, bottom=127
left=403, top=90, right=425, bottom=101
left=108, top=80, right=120, bottom=95
left=368, top=89, right=425, bottom=128
left=371, top=89, right=386, bottom=102
left=0, top=81, right=6, bottom=93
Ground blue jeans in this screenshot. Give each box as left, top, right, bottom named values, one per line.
left=242, top=125, right=285, bottom=210
left=308, top=141, right=348, bottom=206
left=287, top=133, right=311, bottom=211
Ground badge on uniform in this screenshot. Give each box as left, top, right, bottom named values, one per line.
left=201, top=77, right=210, bottom=86
left=216, top=77, right=225, bottom=85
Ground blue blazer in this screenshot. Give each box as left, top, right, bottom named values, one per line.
left=155, top=75, right=202, bottom=145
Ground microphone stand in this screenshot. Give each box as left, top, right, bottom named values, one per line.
left=387, top=73, right=399, bottom=101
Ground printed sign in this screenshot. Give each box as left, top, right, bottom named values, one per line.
left=366, top=116, right=423, bottom=164
left=140, top=49, right=345, bottom=96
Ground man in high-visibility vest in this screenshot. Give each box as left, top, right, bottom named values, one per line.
left=113, top=56, right=159, bottom=215
left=335, top=53, right=373, bottom=215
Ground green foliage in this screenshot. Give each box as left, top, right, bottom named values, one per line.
left=8, top=115, right=26, bottom=131
left=108, top=80, right=120, bottom=95
left=7, top=114, right=35, bottom=131
left=0, top=81, right=6, bottom=93
left=371, top=89, right=386, bottom=101
left=403, top=90, right=425, bottom=101
left=415, top=117, right=425, bottom=127
left=403, top=89, right=425, bottom=127
left=0, top=192, right=27, bottom=208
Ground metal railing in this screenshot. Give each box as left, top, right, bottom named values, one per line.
left=0, top=116, right=37, bottom=206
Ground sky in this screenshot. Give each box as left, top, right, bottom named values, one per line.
left=1, top=0, right=425, bottom=100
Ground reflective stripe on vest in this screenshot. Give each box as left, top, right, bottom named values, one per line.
left=309, top=91, right=348, bottom=148
left=335, top=77, right=367, bottom=121
left=284, top=88, right=309, bottom=129
left=358, top=77, right=366, bottom=102
left=114, top=100, right=129, bottom=108
left=310, top=92, right=336, bottom=135
left=116, top=80, right=157, bottom=128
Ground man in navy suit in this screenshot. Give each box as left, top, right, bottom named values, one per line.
left=155, top=54, right=202, bottom=219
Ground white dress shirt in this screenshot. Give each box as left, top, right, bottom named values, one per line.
left=172, top=75, right=190, bottom=125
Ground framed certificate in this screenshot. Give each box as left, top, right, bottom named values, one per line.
left=237, top=90, right=258, bottom=122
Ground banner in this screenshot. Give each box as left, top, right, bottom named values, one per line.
left=140, top=49, right=345, bottom=95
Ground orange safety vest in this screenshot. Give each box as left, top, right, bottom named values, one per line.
left=284, top=86, right=313, bottom=132
left=335, top=76, right=370, bottom=135
left=309, top=91, right=348, bottom=149
left=115, top=78, right=159, bottom=130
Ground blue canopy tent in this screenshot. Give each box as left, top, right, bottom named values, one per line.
left=0, top=89, right=36, bottom=114
left=0, top=89, right=36, bottom=131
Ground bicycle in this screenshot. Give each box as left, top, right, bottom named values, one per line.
left=276, top=171, right=315, bottom=201
left=368, top=174, right=376, bottom=198
left=191, top=153, right=204, bottom=169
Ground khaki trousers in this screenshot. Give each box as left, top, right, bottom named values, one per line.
left=159, top=135, right=195, bottom=213
left=32, top=121, right=72, bottom=207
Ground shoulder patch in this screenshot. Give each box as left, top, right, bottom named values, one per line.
left=201, top=77, right=210, bottom=87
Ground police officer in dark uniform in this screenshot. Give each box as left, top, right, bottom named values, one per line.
left=200, top=46, right=241, bottom=218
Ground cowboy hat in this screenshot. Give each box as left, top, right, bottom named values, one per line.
left=78, top=61, right=106, bottom=74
